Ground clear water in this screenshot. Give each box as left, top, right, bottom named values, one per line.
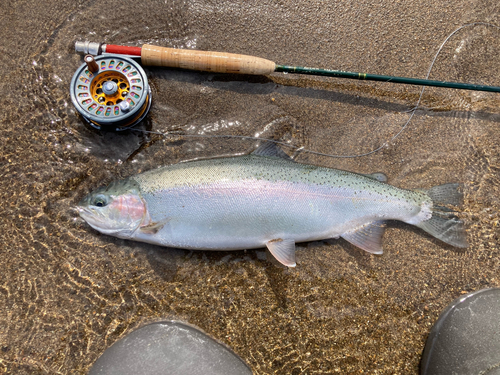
left=1, top=1, right=499, bottom=373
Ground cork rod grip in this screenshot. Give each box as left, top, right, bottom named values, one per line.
left=141, top=44, right=276, bottom=75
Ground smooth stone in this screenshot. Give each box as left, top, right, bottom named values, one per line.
left=421, top=288, right=500, bottom=375
left=90, top=321, right=252, bottom=375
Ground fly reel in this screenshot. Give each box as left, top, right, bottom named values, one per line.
left=70, top=54, right=151, bottom=131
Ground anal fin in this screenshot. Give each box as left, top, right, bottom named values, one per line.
left=266, top=239, right=296, bottom=267
left=341, top=221, right=386, bottom=254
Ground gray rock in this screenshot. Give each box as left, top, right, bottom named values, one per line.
left=90, top=321, right=252, bottom=375
left=421, top=288, right=500, bottom=375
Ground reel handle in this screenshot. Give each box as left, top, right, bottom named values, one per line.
left=141, top=44, right=276, bottom=75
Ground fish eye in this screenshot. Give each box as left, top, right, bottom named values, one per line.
left=92, top=195, right=108, bottom=207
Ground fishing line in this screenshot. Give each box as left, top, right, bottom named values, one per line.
left=346, top=22, right=500, bottom=159
left=126, top=22, right=500, bottom=158
left=130, top=22, right=499, bottom=159
left=130, top=128, right=307, bottom=158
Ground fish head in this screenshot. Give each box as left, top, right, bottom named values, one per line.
left=77, top=179, right=146, bottom=238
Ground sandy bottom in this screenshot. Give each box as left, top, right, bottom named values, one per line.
left=1, top=1, right=499, bottom=373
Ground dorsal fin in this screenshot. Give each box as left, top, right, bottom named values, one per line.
left=362, top=172, right=388, bottom=183
left=251, top=142, right=293, bottom=160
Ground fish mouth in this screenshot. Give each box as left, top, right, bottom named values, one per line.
left=76, top=205, right=93, bottom=216
left=76, top=205, right=139, bottom=238
left=76, top=205, right=110, bottom=230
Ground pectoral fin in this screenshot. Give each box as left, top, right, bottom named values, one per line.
left=140, top=219, right=169, bottom=235
left=266, top=239, right=296, bottom=267
left=341, top=221, right=386, bottom=254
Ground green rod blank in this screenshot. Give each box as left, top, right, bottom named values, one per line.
left=275, top=65, right=500, bottom=93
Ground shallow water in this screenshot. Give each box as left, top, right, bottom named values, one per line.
left=1, top=1, right=499, bottom=373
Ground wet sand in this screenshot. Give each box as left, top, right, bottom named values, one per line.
left=1, top=1, right=499, bottom=373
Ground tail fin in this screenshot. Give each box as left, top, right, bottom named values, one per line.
left=416, top=183, right=468, bottom=248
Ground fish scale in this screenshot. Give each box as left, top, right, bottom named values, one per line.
left=78, top=143, right=467, bottom=267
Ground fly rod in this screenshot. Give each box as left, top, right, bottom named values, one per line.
left=75, top=41, right=500, bottom=93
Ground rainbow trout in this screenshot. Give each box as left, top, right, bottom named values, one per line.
left=78, top=143, right=467, bottom=267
